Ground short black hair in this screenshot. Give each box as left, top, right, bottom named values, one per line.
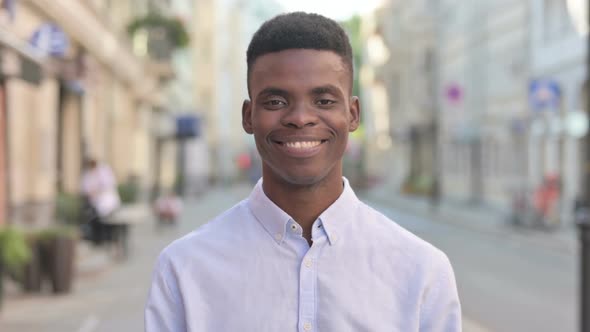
left=246, top=12, right=354, bottom=93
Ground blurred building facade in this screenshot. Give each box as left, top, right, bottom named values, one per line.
left=528, top=0, right=587, bottom=225
left=367, top=0, right=587, bottom=226
left=362, top=1, right=439, bottom=195
left=0, top=0, right=170, bottom=226
left=192, top=0, right=281, bottom=184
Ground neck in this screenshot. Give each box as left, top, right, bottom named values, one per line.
left=262, top=172, right=344, bottom=244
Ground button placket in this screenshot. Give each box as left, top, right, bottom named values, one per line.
left=298, top=244, right=320, bottom=332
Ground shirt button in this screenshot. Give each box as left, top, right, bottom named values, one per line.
left=274, top=233, right=282, bottom=241
left=303, top=322, right=312, bottom=331
left=304, top=258, right=313, bottom=268
left=290, top=224, right=298, bottom=231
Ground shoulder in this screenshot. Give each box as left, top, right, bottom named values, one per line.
left=157, top=200, right=252, bottom=266
left=355, top=201, right=450, bottom=267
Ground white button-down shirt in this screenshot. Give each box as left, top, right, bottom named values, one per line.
left=145, top=178, right=461, bottom=332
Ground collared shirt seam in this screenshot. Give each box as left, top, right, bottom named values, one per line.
left=246, top=198, right=287, bottom=245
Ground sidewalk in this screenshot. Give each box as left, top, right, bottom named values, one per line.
left=3, top=202, right=152, bottom=304
left=363, top=183, right=578, bottom=255
left=0, top=184, right=255, bottom=331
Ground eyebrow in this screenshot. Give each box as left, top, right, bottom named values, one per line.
left=256, top=88, right=289, bottom=98
left=311, top=85, right=342, bottom=97
left=256, top=85, right=344, bottom=99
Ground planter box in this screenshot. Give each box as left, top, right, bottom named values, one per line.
left=21, top=241, right=42, bottom=292
left=41, top=236, right=77, bottom=294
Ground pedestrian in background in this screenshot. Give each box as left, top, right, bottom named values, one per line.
left=145, top=12, right=461, bottom=332
left=81, top=158, right=121, bottom=244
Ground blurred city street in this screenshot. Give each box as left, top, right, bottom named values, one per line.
left=0, top=0, right=588, bottom=331
left=0, top=185, right=252, bottom=332
left=0, top=182, right=577, bottom=332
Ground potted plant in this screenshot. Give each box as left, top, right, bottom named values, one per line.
left=20, top=232, right=43, bottom=292
left=118, top=178, right=139, bottom=204
left=38, top=226, right=79, bottom=294
left=0, top=227, right=31, bottom=308
left=55, top=191, right=83, bottom=224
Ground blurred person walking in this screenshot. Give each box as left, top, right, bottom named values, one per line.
left=145, top=12, right=461, bottom=332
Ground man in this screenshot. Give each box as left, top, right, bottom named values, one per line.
left=81, top=158, right=121, bottom=219
left=81, top=158, right=121, bottom=245
left=145, top=12, right=461, bottom=332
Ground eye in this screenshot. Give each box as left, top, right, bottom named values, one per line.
left=316, top=99, right=336, bottom=106
left=263, top=99, right=287, bottom=110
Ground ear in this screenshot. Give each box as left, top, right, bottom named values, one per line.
left=242, top=99, right=254, bottom=134
left=348, top=96, right=360, bottom=132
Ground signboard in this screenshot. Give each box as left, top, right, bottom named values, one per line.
left=1, top=0, right=16, bottom=22
left=29, top=23, right=69, bottom=57
left=0, top=48, right=42, bottom=84
left=529, top=79, right=561, bottom=112
left=445, top=83, right=463, bottom=105
left=175, top=115, right=200, bottom=139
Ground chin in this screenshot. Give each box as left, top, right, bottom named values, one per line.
left=263, top=163, right=341, bottom=188
left=278, top=169, right=335, bottom=188
left=283, top=175, right=323, bottom=187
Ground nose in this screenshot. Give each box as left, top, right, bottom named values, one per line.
left=281, top=102, right=318, bottom=128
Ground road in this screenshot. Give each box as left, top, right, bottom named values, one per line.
left=0, top=184, right=576, bottom=331
left=367, top=200, right=576, bottom=332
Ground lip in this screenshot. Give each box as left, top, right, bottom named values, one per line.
left=271, top=137, right=328, bottom=158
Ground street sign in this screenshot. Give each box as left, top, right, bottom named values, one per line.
left=175, top=115, right=200, bottom=139
left=29, top=23, right=69, bottom=57
left=445, top=83, right=463, bottom=105
left=529, top=79, right=561, bottom=112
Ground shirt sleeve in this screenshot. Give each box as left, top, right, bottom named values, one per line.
left=419, top=252, right=462, bottom=332
left=145, top=252, right=186, bottom=332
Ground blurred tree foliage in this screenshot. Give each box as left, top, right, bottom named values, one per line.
left=118, top=177, right=139, bottom=204
left=340, top=15, right=362, bottom=98
left=55, top=192, right=82, bottom=225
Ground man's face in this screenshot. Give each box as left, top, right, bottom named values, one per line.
left=242, top=49, right=360, bottom=187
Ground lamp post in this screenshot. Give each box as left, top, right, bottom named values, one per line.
left=568, top=1, right=590, bottom=331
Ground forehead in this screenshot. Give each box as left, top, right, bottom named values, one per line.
left=249, top=49, right=350, bottom=93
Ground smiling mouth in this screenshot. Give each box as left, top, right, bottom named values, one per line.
left=280, top=140, right=327, bottom=149
left=273, top=139, right=328, bottom=157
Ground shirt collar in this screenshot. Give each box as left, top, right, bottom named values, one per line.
left=247, top=179, right=292, bottom=245
left=318, top=177, right=358, bottom=245
left=247, top=177, right=359, bottom=246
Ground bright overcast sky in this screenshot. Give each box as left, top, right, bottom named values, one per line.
left=276, top=0, right=385, bottom=21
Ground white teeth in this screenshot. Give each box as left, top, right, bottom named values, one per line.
left=284, top=141, right=321, bottom=149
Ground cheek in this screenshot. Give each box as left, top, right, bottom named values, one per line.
left=252, top=114, right=279, bottom=135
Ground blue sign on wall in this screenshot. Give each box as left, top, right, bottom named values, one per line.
left=2, top=0, right=16, bottom=22
left=175, top=115, right=201, bottom=139
left=529, top=79, right=561, bottom=112
left=29, top=23, right=69, bottom=57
